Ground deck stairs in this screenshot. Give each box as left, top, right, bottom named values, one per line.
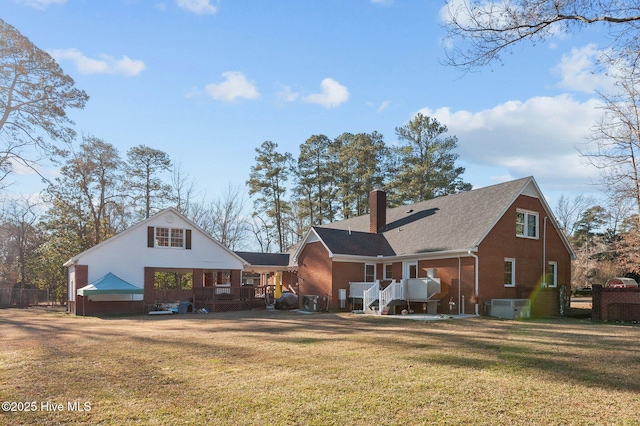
left=350, top=277, right=442, bottom=315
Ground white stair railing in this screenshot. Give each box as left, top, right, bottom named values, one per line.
left=379, top=280, right=404, bottom=312
left=363, top=281, right=380, bottom=313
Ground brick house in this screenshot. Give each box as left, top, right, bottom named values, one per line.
left=293, top=177, right=575, bottom=317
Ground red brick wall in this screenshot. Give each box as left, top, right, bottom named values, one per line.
left=332, top=262, right=368, bottom=310
left=593, top=286, right=640, bottom=321
left=193, top=269, right=204, bottom=289
left=298, top=242, right=333, bottom=309
left=477, top=194, right=572, bottom=317
left=70, top=265, right=89, bottom=315
left=418, top=257, right=476, bottom=314
left=75, top=300, right=144, bottom=316
left=144, top=267, right=156, bottom=304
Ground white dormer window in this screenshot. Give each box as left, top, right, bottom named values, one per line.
left=156, top=227, right=184, bottom=248
left=148, top=226, right=192, bottom=249
left=516, top=210, right=538, bottom=239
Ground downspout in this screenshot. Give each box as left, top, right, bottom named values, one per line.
left=543, top=217, right=548, bottom=287
left=457, top=256, right=462, bottom=315
left=468, top=250, right=479, bottom=316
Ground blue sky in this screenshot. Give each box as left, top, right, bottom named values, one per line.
left=4, top=0, right=615, bottom=207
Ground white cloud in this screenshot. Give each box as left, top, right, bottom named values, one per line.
left=276, top=84, right=299, bottom=103
left=176, top=0, right=217, bottom=15
left=554, top=44, right=616, bottom=94
left=49, top=48, right=146, bottom=76
left=205, top=71, right=260, bottom=101
left=17, top=0, right=66, bottom=9
left=371, top=0, right=393, bottom=5
left=416, top=95, right=603, bottom=190
left=302, top=78, right=350, bottom=109
left=377, top=100, right=390, bottom=113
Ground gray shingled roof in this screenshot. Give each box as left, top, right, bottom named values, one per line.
left=234, top=251, right=290, bottom=266
left=312, top=227, right=395, bottom=257
left=318, top=177, right=532, bottom=256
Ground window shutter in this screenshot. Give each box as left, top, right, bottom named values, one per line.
left=186, top=229, right=192, bottom=250
left=147, top=227, right=155, bottom=248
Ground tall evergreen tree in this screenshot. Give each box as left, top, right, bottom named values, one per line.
left=392, top=113, right=471, bottom=203
left=247, top=141, right=293, bottom=252
left=125, top=145, right=172, bottom=219
left=44, top=135, right=123, bottom=249
left=332, top=131, right=389, bottom=218
left=294, top=134, right=336, bottom=226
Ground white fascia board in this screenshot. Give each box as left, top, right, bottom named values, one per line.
left=331, top=248, right=478, bottom=263
left=291, top=228, right=334, bottom=263
left=472, top=177, right=576, bottom=260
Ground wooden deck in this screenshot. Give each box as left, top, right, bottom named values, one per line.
left=193, top=285, right=274, bottom=312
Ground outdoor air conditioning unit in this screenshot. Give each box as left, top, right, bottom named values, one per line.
left=490, top=299, right=531, bottom=319
left=302, top=295, right=320, bottom=312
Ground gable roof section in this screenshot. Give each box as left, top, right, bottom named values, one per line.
left=64, top=207, right=248, bottom=267
left=313, top=227, right=395, bottom=257
left=307, top=176, right=574, bottom=259
left=321, top=177, right=533, bottom=255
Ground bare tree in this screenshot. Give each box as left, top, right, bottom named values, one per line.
left=188, top=184, right=250, bottom=250
left=554, top=193, right=594, bottom=237
left=580, top=74, right=640, bottom=227
left=0, top=196, right=40, bottom=287
left=249, top=213, right=274, bottom=253
left=0, top=19, right=88, bottom=189
left=170, top=161, right=199, bottom=216
left=442, top=0, right=640, bottom=75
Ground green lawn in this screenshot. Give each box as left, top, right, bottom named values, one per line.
left=1, top=308, right=639, bottom=425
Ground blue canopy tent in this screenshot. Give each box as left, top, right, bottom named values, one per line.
left=77, top=273, right=144, bottom=316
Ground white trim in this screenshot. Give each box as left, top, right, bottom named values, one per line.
left=364, top=263, right=376, bottom=282
left=504, top=258, right=516, bottom=287
left=472, top=176, right=576, bottom=260
left=547, top=261, right=558, bottom=288
left=403, top=261, right=418, bottom=279
left=291, top=227, right=334, bottom=263
left=383, top=263, right=393, bottom=280
left=63, top=207, right=248, bottom=268
left=330, top=248, right=477, bottom=263
left=516, top=209, right=539, bottom=239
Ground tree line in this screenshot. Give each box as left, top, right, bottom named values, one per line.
left=247, top=113, right=471, bottom=252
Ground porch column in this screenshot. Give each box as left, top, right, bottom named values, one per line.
left=144, top=267, right=156, bottom=305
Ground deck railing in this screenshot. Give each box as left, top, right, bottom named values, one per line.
left=380, top=280, right=403, bottom=311
left=349, top=281, right=375, bottom=299
left=194, top=285, right=273, bottom=302
left=363, top=281, right=380, bottom=313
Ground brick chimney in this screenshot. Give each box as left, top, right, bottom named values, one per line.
left=369, top=188, right=387, bottom=233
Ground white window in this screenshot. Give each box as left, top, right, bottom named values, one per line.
left=516, top=210, right=538, bottom=239
left=546, top=261, right=558, bottom=288
left=171, top=228, right=184, bottom=248
left=504, top=258, right=516, bottom=287
left=156, top=227, right=185, bottom=248
left=364, top=264, right=376, bottom=282
left=383, top=264, right=393, bottom=280
left=156, top=227, right=169, bottom=247
left=403, top=262, right=418, bottom=279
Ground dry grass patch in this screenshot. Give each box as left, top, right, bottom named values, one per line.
left=1, top=308, right=639, bottom=425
